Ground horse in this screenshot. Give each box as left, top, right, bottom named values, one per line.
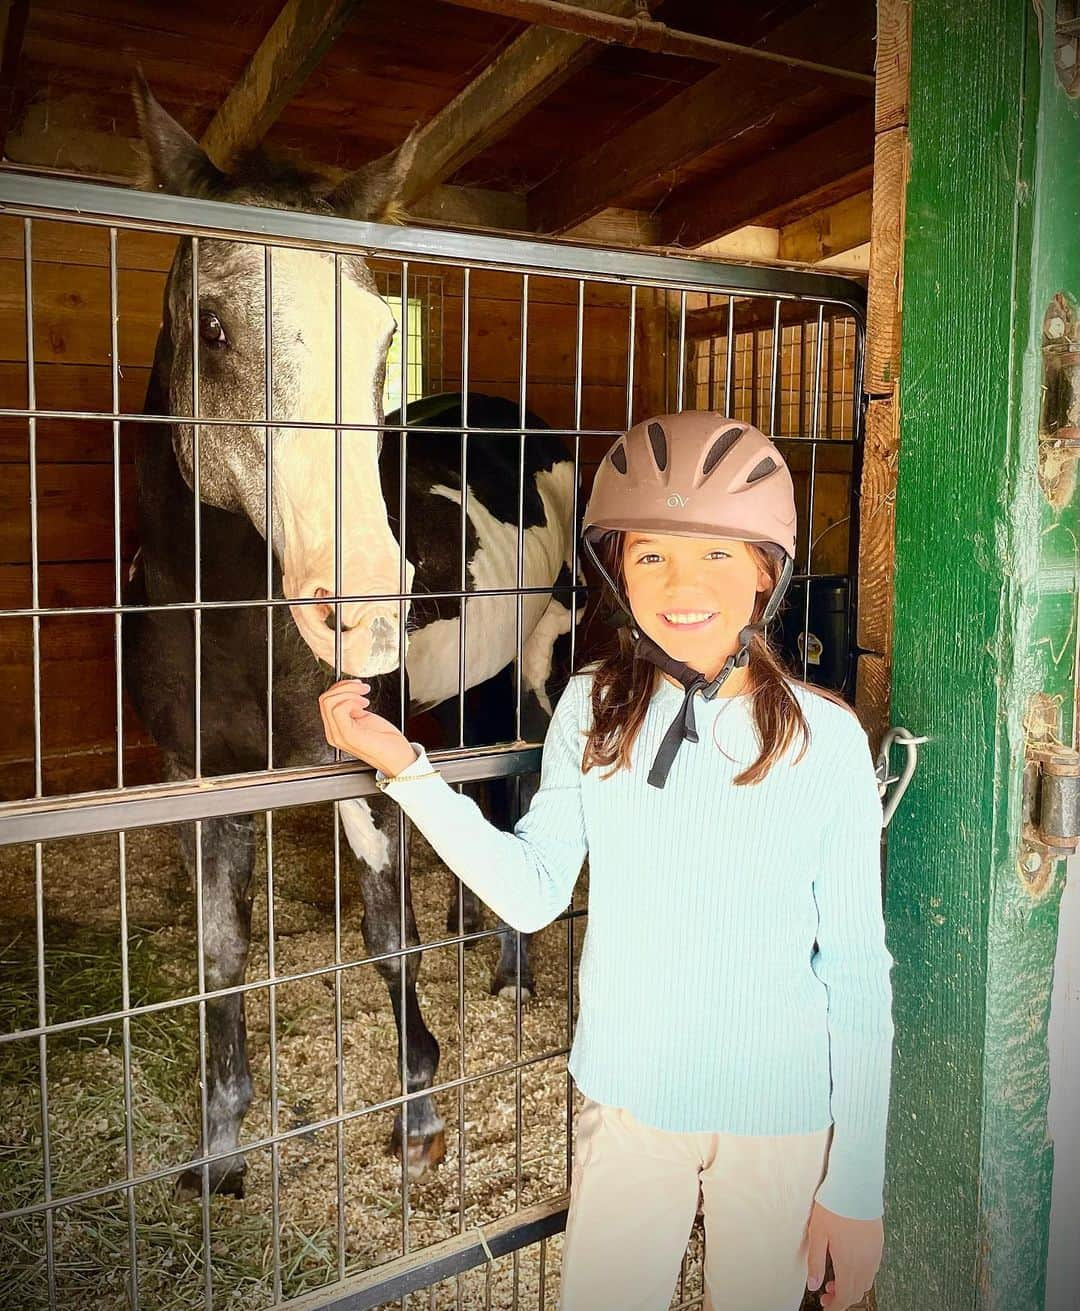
left=122, top=77, right=576, bottom=1196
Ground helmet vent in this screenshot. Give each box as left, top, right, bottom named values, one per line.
left=647, top=421, right=668, bottom=471
left=746, top=456, right=777, bottom=484
left=609, top=442, right=628, bottom=475
left=701, top=427, right=744, bottom=478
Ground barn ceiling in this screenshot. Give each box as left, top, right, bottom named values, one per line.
left=0, top=0, right=877, bottom=262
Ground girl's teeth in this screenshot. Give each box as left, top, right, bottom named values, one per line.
left=664, top=612, right=713, bottom=624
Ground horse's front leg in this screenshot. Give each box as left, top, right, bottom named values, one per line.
left=173, top=806, right=256, bottom=1199
left=340, top=796, right=446, bottom=1180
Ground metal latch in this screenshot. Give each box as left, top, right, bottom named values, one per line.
left=1020, top=744, right=1080, bottom=887
left=874, top=726, right=927, bottom=829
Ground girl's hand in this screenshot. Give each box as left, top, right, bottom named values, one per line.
left=318, top=679, right=419, bottom=779
left=806, top=1204, right=883, bottom=1310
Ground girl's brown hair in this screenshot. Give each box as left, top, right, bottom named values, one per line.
left=580, top=532, right=856, bottom=786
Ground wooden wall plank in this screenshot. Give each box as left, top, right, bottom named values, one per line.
left=865, top=126, right=909, bottom=394
left=856, top=397, right=898, bottom=657
left=875, top=0, right=912, bottom=133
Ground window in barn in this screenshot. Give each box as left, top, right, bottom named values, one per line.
left=690, top=301, right=858, bottom=439
left=374, top=269, right=445, bottom=415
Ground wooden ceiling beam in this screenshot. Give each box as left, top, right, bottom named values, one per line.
left=778, top=189, right=872, bottom=263
left=527, top=0, right=873, bottom=235
left=400, top=0, right=647, bottom=208
left=656, top=106, right=873, bottom=247
left=200, top=0, right=361, bottom=169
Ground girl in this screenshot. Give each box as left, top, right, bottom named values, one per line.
left=319, top=413, right=894, bottom=1311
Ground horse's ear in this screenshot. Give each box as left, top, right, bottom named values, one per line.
left=131, top=67, right=227, bottom=198
left=325, top=126, right=420, bottom=224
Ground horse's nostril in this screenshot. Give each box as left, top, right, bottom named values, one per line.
left=322, top=608, right=355, bottom=634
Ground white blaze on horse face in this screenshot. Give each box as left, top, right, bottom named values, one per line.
left=167, top=239, right=411, bottom=679
left=268, top=247, right=411, bottom=677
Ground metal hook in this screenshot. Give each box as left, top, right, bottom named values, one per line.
left=875, top=725, right=928, bottom=828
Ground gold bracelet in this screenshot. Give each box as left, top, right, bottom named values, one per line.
left=375, top=768, right=439, bottom=792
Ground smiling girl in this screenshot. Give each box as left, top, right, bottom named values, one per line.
left=319, top=413, right=894, bottom=1311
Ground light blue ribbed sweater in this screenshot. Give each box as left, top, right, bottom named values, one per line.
left=380, top=671, right=895, bottom=1220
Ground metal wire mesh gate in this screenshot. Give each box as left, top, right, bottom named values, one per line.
left=0, top=173, right=866, bottom=1311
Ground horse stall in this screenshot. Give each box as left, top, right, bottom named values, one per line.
left=6, top=2, right=1066, bottom=1310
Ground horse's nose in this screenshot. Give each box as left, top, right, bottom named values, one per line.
left=369, top=615, right=395, bottom=648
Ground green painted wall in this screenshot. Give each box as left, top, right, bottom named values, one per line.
left=879, top=3, right=1080, bottom=1309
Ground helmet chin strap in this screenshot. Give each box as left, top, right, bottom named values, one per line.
left=632, top=554, right=794, bottom=789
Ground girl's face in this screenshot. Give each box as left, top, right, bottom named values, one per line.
left=621, top=531, right=771, bottom=680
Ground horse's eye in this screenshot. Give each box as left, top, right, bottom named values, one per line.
left=198, top=309, right=227, bottom=349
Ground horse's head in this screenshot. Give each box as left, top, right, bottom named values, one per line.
left=133, top=74, right=417, bottom=677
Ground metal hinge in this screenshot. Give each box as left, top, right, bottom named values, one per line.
left=1020, top=743, right=1080, bottom=888
left=874, top=726, right=927, bottom=829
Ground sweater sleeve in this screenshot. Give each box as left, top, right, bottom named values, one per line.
left=811, top=715, right=896, bottom=1221
left=375, top=676, right=589, bottom=934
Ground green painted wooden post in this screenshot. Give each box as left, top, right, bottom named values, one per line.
left=878, top=2, right=1080, bottom=1309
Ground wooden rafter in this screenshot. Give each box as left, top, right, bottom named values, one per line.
left=778, top=189, right=872, bottom=263
left=200, top=0, right=361, bottom=168
left=527, top=0, right=873, bottom=235
left=400, top=0, right=647, bottom=208
left=655, top=107, right=873, bottom=248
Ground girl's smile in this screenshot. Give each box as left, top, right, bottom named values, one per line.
left=658, top=610, right=718, bottom=630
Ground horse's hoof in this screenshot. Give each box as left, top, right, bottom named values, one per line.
left=174, top=1162, right=246, bottom=1200
left=389, top=1124, right=446, bottom=1181
left=494, top=980, right=534, bottom=1003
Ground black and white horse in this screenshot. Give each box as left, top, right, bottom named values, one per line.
left=123, top=80, right=576, bottom=1195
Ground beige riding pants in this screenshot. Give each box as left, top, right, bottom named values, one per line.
left=558, top=1097, right=832, bottom=1311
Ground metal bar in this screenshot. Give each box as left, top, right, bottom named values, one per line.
left=109, top=227, right=125, bottom=792
left=116, top=828, right=140, bottom=1311
left=0, top=902, right=584, bottom=1053
left=193, top=817, right=214, bottom=1308
left=397, top=258, right=412, bottom=1283
left=0, top=1045, right=578, bottom=1222
left=676, top=288, right=687, bottom=411
left=0, top=746, right=543, bottom=846
left=625, top=283, right=637, bottom=428
left=332, top=797, right=347, bottom=1279
left=458, top=270, right=470, bottom=748
left=191, top=238, right=203, bottom=785
left=769, top=298, right=782, bottom=436
left=0, top=173, right=869, bottom=307
left=270, top=1201, right=568, bottom=1311
left=435, top=0, right=875, bottom=89
left=515, top=274, right=529, bottom=740
left=264, top=245, right=275, bottom=770
left=334, top=251, right=344, bottom=687
left=266, top=809, right=283, bottom=1303
left=570, top=279, right=585, bottom=668
left=724, top=295, right=736, bottom=415
left=1, top=567, right=828, bottom=623
left=23, top=216, right=56, bottom=1311
left=802, top=305, right=826, bottom=681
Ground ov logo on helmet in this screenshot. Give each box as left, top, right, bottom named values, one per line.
left=667, top=493, right=689, bottom=508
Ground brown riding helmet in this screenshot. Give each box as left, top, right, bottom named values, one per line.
left=582, top=412, right=797, bottom=606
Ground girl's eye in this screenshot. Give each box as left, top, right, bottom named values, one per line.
left=706, top=550, right=730, bottom=560
left=635, top=552, right=662, bottom=564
